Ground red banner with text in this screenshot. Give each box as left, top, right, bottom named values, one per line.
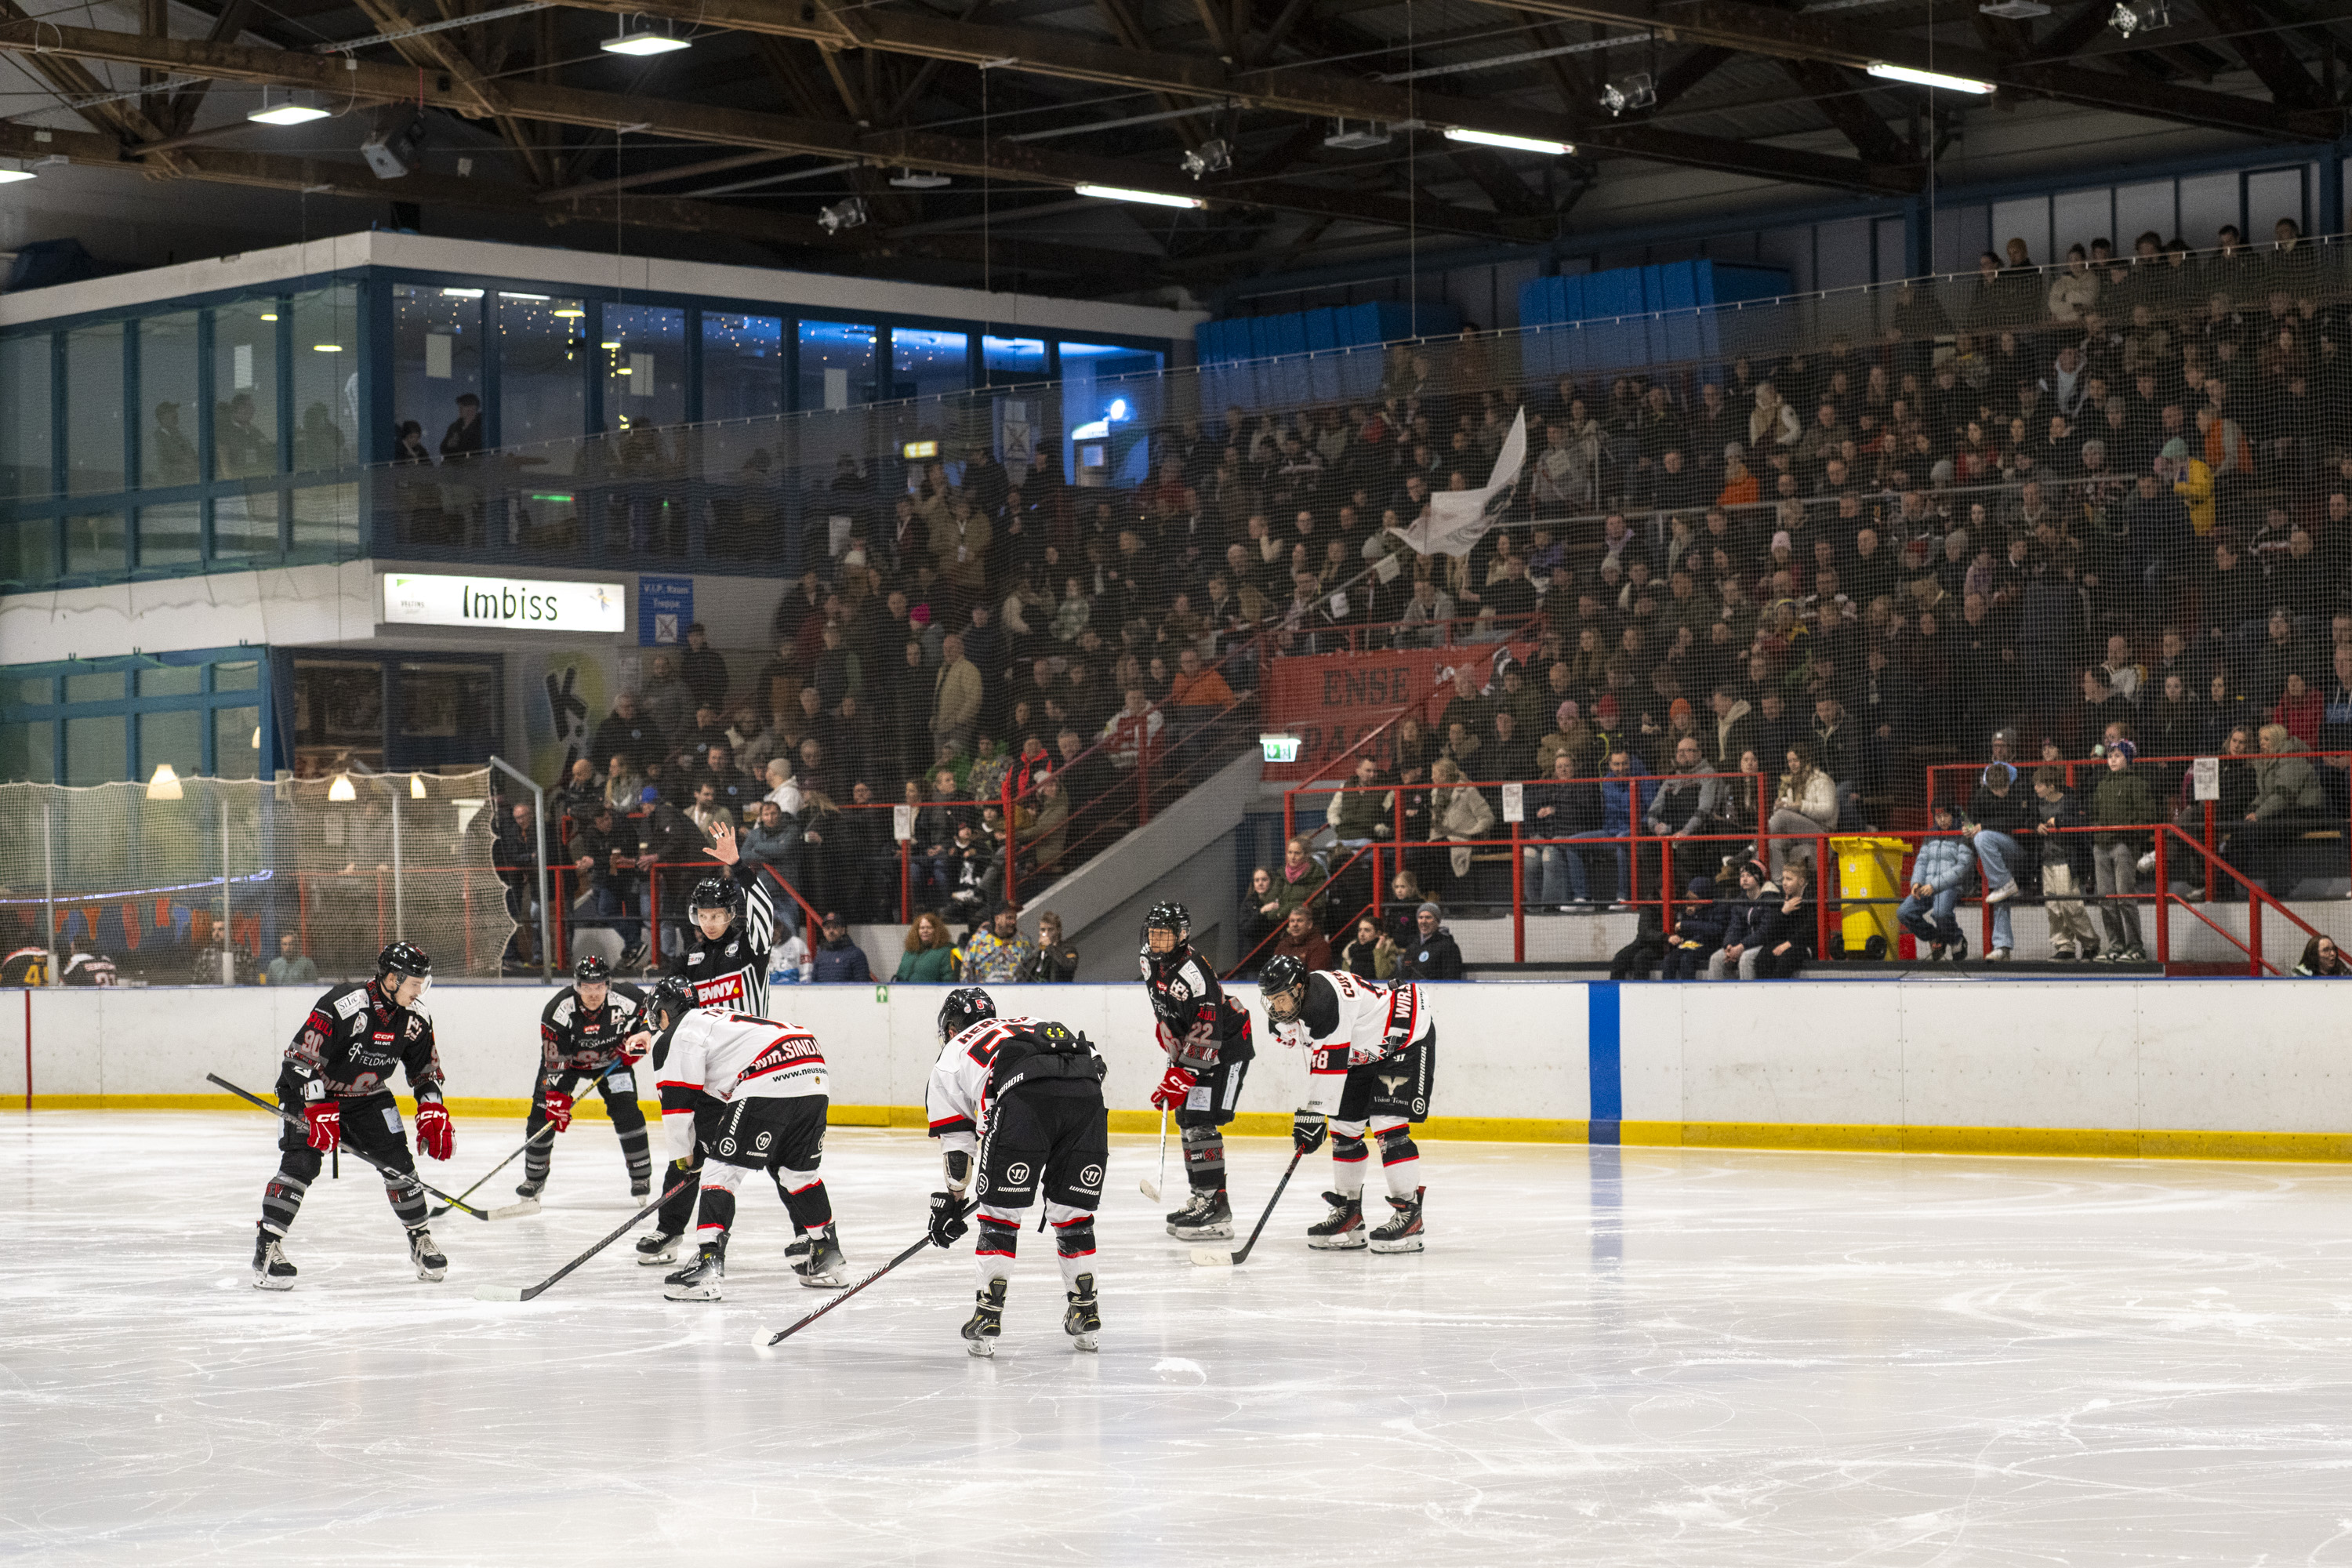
left=1262, top=641, right=1536, bottom=781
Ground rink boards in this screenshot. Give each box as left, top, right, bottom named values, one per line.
left=8, top=979, right=2352, bottom=1161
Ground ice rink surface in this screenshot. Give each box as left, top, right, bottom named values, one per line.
left=11, top=1113, right=2352, bottom=1566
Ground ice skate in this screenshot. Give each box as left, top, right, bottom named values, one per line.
left=1063, top=1272, right=1100, bottom=1352
left=1306, top=1191, right=1367, bottom=1250
left=1166, top=1189, right=1234, bottom=1240
left=630, top=1177, right=651, bottom=1200
left=635, top=1229, right=681, bottom=1265
left=1368, top=1188, right=1425, bottom=1254
left=407, top=1226, right=448, bottom=1282
left=514, top=1178, right=545, bottom=1200
left=662, top=1242, right=725, bottom=1301
left=251, top=1228, right=296, bottom=1291
left=797, top=1226, right=848, bottom=1290
left=963, top=1279, right=1007, bottom=1357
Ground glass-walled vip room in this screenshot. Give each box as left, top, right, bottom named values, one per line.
left=0, top=264, right=1173, bottom=591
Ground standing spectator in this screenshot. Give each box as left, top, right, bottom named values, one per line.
left=590, top=691, right=667, bottom=777
left=492, top=800, right=543, bottom=967
left=1588, top=746, right=1655, bottom=907
left=1396, top=902, right=1465, bottom=980
left=893, top=910, right=957, bottom=982
left=1428, top=757, right=1497, bottom=894
left=2032, top=765, right=2100, bottom=961
left=1897, top=798, right=1976, bottom=961
left=811, top=912, right=872, bottom=982
left=2089, top=739, right=2156, bottom=963
left=737, top=800, right=809, bottom=902
left=1326, top=755, right=1394, bottom=849
left=264, top=933, right=318, bottom=987
left=1766, top=745, right=1838, bottom=880
left=681, top=622, right=730, bottom=713
left=1032, top=910, right=1080, bottom=982
left=1272, top=904, right=1335, bottom=972
left=1100, top=687, right=1165, bottom=817
left=931, top=633, right=983, bottom=759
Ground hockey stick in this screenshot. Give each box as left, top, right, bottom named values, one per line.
left=430, top=1058, right=632, bottom=1219
left=1138, top=1108, right=1170, bottom=1203
left=762, top=1229, right=935, bottom=1347
left=206, top=1073, right=496, bottom=1222
left=470, top=1172, right=698, bottom=1302
left=1190, top=1145, right=1305, bottom=1268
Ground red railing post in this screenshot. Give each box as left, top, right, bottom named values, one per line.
left=2204, top=799, right=2216, bottom=903
left=1755, top=772, right=1770, bottom=865
left=2154, top=828, right=2169, bottom=968
left=1370, top=845, right=1383, bottom=924
left=1002, top=767, right=1018, bottom=909
left=898, top=840, right=912, bottom=924
left=2249, top=877, right=2263, bottom=978
left=1511, top=818, right=1524, bottom=964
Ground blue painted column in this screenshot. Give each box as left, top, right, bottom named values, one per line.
left=1587, top=981, right=1621, bottom=1145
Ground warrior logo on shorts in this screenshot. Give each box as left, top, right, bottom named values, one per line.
left=1006, top=1162, right=1032, bottom=1185
left=717, top=1137, right=738, bottom=1156
left=1412, top=1098, right=1427, bottom=1116
left=753, top=1131, right=772, bottom=1152
left=1078, top=1164, right=1104, bottom=1189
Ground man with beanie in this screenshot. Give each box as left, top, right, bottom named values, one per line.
left=2089, top=739, right=2158, bottom=963
left=1898, top=798, right=1976, bottom=961
left=1396, top=902, right=1464, bottom=981
left=1965, top=760, right=2038, bottom=961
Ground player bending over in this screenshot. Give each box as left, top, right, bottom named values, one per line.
left=926, top=987, right=1109, bottom=1356
left=518, top=954, right=652, bottom=1200
left=637, top=818, right=777, bottom=1266
left=250, top=942, right=455, bottom=1290
left=1257, top=954, right=1435, bottom=1253
left=1139, top=902, right=1256, bottom=1240
left=629, top=978, right=846, bottom=1301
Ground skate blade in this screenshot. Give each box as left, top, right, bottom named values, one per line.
left=487, top=1199, right=541, bottom=1221
left=662, top=1285, right=723, bottom=1301
left=798, top=1273, right=848, bottom=1290
left=1069, top=1332, right=1098, bottom=1352
left=636, top=1248, right=679, bottom=1267
left=252, top=1275, right=296, bottom=1292
left=1367, top=1236, right=1425, bottom=1254
left=1188, top=1247, right=1236, bottom=1268
left=1308, top=1232, right=1368, bottom=1250
left=965, top=1338, right=996, bottom=1358
left=416, top=1268, right=448, bottom=1283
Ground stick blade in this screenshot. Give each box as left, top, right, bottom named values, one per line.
left=1138, top=1179, right=1160, bottom=1202
left=486, top=1199, right=541, bottom=1221
left=470, top=1283, right=526, bottom=1301
left=1189, top=1247, right=1237, bottom=1268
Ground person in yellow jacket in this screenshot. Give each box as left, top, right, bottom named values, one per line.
left=2160, top=437, right=2215, bottom=535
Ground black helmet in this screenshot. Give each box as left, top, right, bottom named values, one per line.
left=1142, top=902, right=1190, bottom=962
left=644, top=976, right=698, bottom=1032
left=573, top=953, right=612, bottom=984
left=377, top=942, right=433, bottom=981
left=938, top=985, right=997, bottom=1044
left=1258, top=953, right=1308, bottom=1022
left=688, top=876, right=744, bottom=929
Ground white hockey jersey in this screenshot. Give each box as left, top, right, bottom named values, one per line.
left=654, top=1008, right=827, bottom=1160
left=1271, top=971, right=1432, bottom=1116
left=926, top=1014, right=1102, bottom=1160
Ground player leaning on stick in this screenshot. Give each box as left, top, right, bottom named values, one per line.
left=250, top=942, right=455, bottom=1290
left=627, top=977, right=848, bottom=1301
left=518, top=954, right=651, bottom=1200
left=1257, top=954, right=1435, bottom=1253
left=926, top=987, right=1109, bottom=1357
left=637, top=817, right=776, bottom=1265
left=1138, top=902, right=1255, bottom=1240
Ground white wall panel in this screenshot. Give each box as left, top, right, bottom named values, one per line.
left=2136, top=982, right=2352, bottom=1134
left=1990, top=197, right=2053, bottom=267
left=1898, top=982, right=2138, bottom=1130
left=1671, top=984, right=1904, bottom=1127
left=2051, top=187, right=2114, bottom=259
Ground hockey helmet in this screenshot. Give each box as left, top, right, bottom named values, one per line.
left=572, top=953, right=612, bottom=985
left=1258, top=953, right=1308, bottom=1023
left=938, top=985, right=997, bottom=1044
left=643, top=976, right=698, bottom=1033
left=1142, top=901, right=1190, bottom=956
left=687, top=875, right=744, bottom=933
left=378, top=941, right=433, bottom=980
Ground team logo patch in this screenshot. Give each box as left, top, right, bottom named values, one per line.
left=1412, top=1098, right=1427, bottom=1116
left=717, top=1137, right=739, bottom=1156
left=753, top=1131, right=772, bottom=1152
left=1006, top=1162, right=1032, bottom=1185
left=1167, top=978, right=1190, bottom=1002
left=403, top=1017, right=423, bottom=1040
left=1379, top=1074, right=1410, bottom=1095
left=334, top=990, right=368, bottom=1018
left=1078, top=1164, right=1104, bottom=1189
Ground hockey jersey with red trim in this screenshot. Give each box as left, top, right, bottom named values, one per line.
left=285, top=979, right=447, bottom=1102
left=655, top=1008, right=827, bottom=1160
left=924, top=1014, right=1104, bottom=1160
left=1270, top=970, right=1431, bottom=1116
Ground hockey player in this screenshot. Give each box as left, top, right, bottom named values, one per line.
left=629, top=976, right=847, bottom=1301
left=925, top=986, right=1108, bottom=1357
left=1256, top=953, right=1434, bottom=1253
left=1138, top=902, right=1255, bottom=1240
left=637, top=817, right=777, bottom=1265
left=250, top=942, right=454, bottom=1290
left=517, top=954, right=652, bottom=1200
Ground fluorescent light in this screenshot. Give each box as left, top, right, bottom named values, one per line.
left=0, top=166, right=34, bottom=185
left=248, top=87, right=328, bottom=125
left=1443, top=126, right=1573, bottom=155
left=499, top=292, right=551, bottom=302
left=552, top=307, right=584, bottom=318
left=1865, top=60, right=1996, bottom=94
left=311, top=343, right=344, bottom=353
left=601, top=26, right=688, bottom=54
left=601, top=339, right=623, bottom=350
left=258, top=312, right=278, bottom=321
left=441, top=287, right=485, bottom=298
left=1073, top=183, right=1203, bottom=209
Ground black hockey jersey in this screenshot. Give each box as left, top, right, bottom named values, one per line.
left=538, top=981, right=648, bottom=1080
left=1142, top=949, right=1254, bottom=1070
left=927, top=1014, right=1106, bottom=1155
left=668, top=872, right=775, bottom=1018
left=286, top=979, right=447, bottom=1102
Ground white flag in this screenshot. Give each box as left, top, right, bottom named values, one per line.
left=1386, top=408, right=1527, bottom=558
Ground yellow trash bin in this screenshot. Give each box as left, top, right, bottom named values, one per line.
left=1831, top=836, right=1909, bottom=959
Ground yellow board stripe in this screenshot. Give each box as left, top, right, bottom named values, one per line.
left=25, top=1098, right=2352, bottom=1162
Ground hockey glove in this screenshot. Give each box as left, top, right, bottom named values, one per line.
left=303, top=1100, right=341, bottom=1152
left=1149, top=1063, right=1197, bottom=1112
left=543, top=1091, right=575, bottom=1133
left=412, top=1099, right=454, bottom=1161
left=620, top=1029, right=652, bottom=1063
left=1291, top=1109, right=1329, bottom=1156
left=928, top=1190, right=973, bottom=1249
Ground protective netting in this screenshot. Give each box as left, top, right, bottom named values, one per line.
left=0, top=770, right=515, bottom=985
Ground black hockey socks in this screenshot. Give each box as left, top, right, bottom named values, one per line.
left=695, top=1185, right=738, bottom=1241
left=1180, top=1125, right=1227, bottom=1194
left=655, top=1156, right=702, bottom=1234
left=1053, top=1213, right=1097, bottom=1292
left=523, top=1137, right=554, bottom=1185
left=1377, top=1125, right=1421, bottom=1199
left=385, top=1175, right=429, bottom=1231
left=259, top=1170, right=309, bottom=1236
left=1330, top=1132, right=1368, bottom=1199
left=777, top=1171, right=833, bottom=1234
left=974, top=1216, right=1018, bottom=1289
left=617, top=1124, right=652, bottom=1184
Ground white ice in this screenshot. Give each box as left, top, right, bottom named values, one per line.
left=11, top=1112, right=2352, bottom=1566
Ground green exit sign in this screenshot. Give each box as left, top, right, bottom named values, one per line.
left=1259, top=733, right=1302, bottom=764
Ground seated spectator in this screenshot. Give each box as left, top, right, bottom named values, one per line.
left=1660, top=875, right=1730, bottom=980
left=1272, top=904, right=1334, bottom=972
left=1338, top=914, right=1398, bottom=980
left=1428, top=758, right=1497, bottom=891
left=1766, top=745, right=1838, bottom=880
left=1273, top=836, right=1327, bottom=925
left=264, top=933, right=318, bottom=987
left=1705, top=861, right=1772, bottom=979
left=2223, top=722, right=2328, bottom=901
left=811, top=912, right=872, bottom=982
left=2295, top=934, right=2350, bottom=976
left=960, top=904, right=1037, bottom=981
left=1238, top=866, right=1283, bottom=964
left=1396, top=902, right=1464, bottom=980
left=1750, top=859, right=1817, bottom=978
left=1032, top=909, right=1080, bottom=982
left=892, top=909, right=957, bottom=982
left=1898, top=798, right=1977, bottom=961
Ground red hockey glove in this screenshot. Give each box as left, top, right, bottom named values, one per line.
left=1149, top=1063, right=1196, bottom=1111
left=303, top=1100, right=340, bottom=1152
left=1152, top=1021, right=1178, bottom=1055
left=543, top=1091, right=574, bottom=1133
left=412, top=1100, right=454, bottom=1161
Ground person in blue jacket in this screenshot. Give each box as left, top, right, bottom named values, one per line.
left=1898, top=798, right=1977, bottom=960
left=1588, top=746, right=1656, bottom=909
left=810, top=912, right=873, bottom=982
left=1661, top=875, right=1732, bottom=980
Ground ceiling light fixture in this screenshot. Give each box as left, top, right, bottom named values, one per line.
left=328, top=772, right=357, bottom=802
left=1864, top=60, right=1996, bottom=93
left=2108, top=0, right=2169, bottom=33
left=248, top=86, right=328, bottom=125
left=146, top=764, right=183, bottom=801
left=1443, top=125, right=1573, bottom=155
left=1598, top=72, right=1654, bottom=115
left=601, top=21, right=689, bottom=54
left=0, top=163, right=34, bottom=185
left=889, top=169, right=952, bottom=189
left=410, top=773, right=427, bottom=798
left=1323, top=119, right=1391, bottom=150
left=1180, top=138, right=1232, bottom=180
left=817, top=196, right=869, bottom=233
left=1073, top=183, right=1205, bottom=209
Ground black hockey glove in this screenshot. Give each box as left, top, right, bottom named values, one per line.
left=1291, top=1109, right=1328, bottom=1156
left=928, top=1190, right=974, bottom=1249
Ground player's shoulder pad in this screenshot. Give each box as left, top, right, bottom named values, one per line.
left=611, top=982, right=647, bottom=1008
left=546, top=991, right=575, bottom=1025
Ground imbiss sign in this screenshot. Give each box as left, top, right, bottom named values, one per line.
left=381, top=574, right=626, bottom=632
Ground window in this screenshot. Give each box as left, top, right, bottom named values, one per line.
left=604, top=304, right=686, bottom=430
left=64, top=713, right=126, bottom=786
left=139, top=708, right=203, bottom=784
left=2, top=517, right=56, bottom=589
left=137, top=502, right=202, bottom=572
left=290, top=484, right=359, bottom=558
left=213, top=706, right=261, bottom=780
left=66, top=322, right=125, bottom=497
left=291, top=659, right=386, bottom=774
left=891, top=327, right=968, bottom=401
left=212, top=492, right=280, bottom=564
left=982, top=336, right=1047, bottom=387
left=139, top=310, right=202, bottom=489
left=392, top=283, right=483, bottom=463
left=211, top=298, right=280, bottom=481
left=137, top=666, right=203, bottom=699
left=66, top=511, right=126, bottom=580
left=213, top=661, right=260, bottom=691
left=1, top=333, right=54, bottom=502
left=1058, top=343, right=1163, bottom=487
left=797, top=321, right=877, bottom=411
left=0, top=654, right=270, bottom=785
left=292, top=285, right=358, bottom=474
left=66, top=671, right=123, bottom=703
left=702, top=313, right=784, bottom=422
left=0, top=720, right=53, bottom=784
